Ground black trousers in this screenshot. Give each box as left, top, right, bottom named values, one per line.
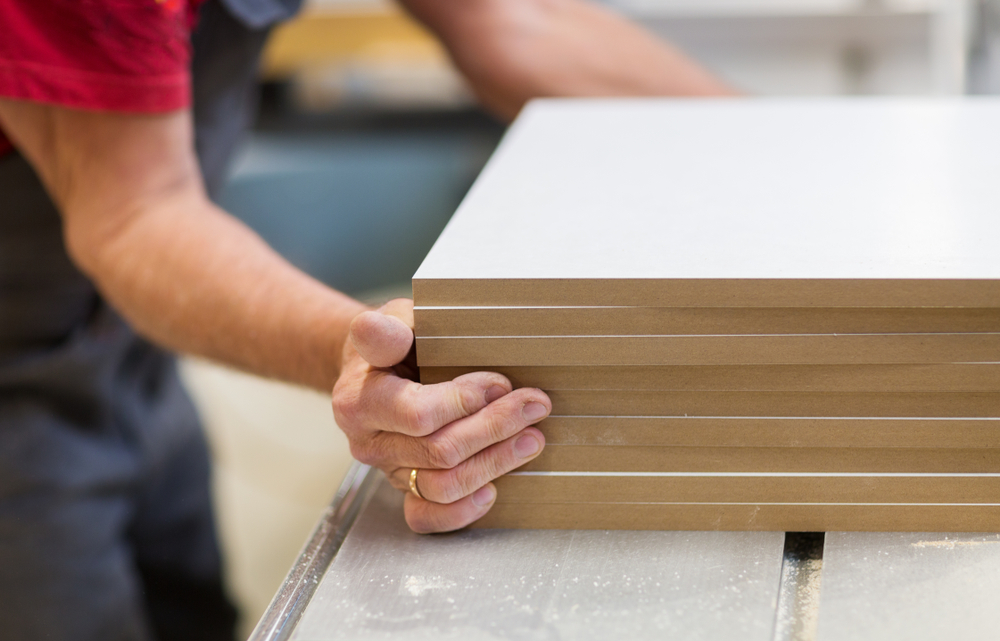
left=0, top=306, right=238, bottom=641
left=0, top=108, right=237, bottom=641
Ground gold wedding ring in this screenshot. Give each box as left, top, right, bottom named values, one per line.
left=409, top=468, right=424, bottom=500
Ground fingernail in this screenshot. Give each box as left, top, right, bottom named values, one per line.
left=521, top=402, right=548, bottom=422
left=472, top=485, right=496, bottom=507
left=515, top=433, right=540, bottom=458
left=485, top=385, right=507, bottom=404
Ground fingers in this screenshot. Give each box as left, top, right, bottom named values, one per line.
left=338, top=371, right=514, bottom=440
left=363, top=387, right=551, bottom=469
left=349, top=309, right=413, bottom=368
left=403, top=483, right=497, bottom=533
left=422, top=389, right=550, bottom=468
left=394, top=426, right=545, bottom=504
left=395, top=424, right=546, bottom=533
left=378, top=298, right=414, bottom=330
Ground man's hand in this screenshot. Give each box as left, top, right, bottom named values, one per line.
left=333, top=299, right=550, bottom=533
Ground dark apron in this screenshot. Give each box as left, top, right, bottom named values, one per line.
left=0, top=1, right=300, bottom=639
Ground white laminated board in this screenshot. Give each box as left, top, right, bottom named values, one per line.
left=414, top=306, right=1000, bottom=336
left=531, top=416, right=1000, bottom=449
left=413, top=99, right=1000, bottom=308
left=536, top=389, right=1000, bottom=417
left=474, top=502, right=1000, bottom=531
left=419, top=363, right=1000, bottom=392
left=491, top=473, right=1000, bottom=504
left=520, top=446, right=1000, bottom=473
left=415, top=333, right=1000, bottom=366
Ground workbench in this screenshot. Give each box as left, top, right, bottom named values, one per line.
left=248, top=462, right=1000, bottom=641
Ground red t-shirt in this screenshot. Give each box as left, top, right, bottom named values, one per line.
left=0, top=0, right=202, bottom=155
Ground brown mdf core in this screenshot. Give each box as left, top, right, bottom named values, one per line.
left=534, top=417, right=1000, bottom=449
left=415, top=333, right=1000, bottom=366
left=412, top=278, right=1000, bottom=308
left=419, top=363, right=1000, bottom=392
left=414, top=306, right=1000, bottom=337
left=471, top=503, right=1000, bottom=531
left=541, top=390, right=1000, bottom=418
left=520, top=446, right=1000, bottom=473
left=491, top=474, right=1000, bottom=504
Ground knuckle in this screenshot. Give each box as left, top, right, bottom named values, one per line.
left=483, top=406, right=520, bottom=443
left=429, top=469, right=464, bottom=504
left=400, top=387, right=436, bottom=436
left=331, top=388, right=362, bottom=427
left=482, top=445, right=517, bottom=483
left=444, top=465, right=485, bottom=504
left=426, top=435, right=464, bottom=469
left=348, top=440, right=377, bottom=465
left=483, top=450, right=510, bottom=481
left=455, top=385, right=486, bottom=416
left=405, top=403, right=435, bottom=436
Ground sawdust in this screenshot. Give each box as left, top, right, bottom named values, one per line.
left=911, top=538, right=1000, bottom=550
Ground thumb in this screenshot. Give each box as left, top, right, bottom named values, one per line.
left=349, top=298, right=415, bottom=368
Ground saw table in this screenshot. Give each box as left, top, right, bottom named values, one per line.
left=247, top=462, right=1000, bottom=641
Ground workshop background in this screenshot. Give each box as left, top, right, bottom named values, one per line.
left=176, top=0, right=1000, bottom=635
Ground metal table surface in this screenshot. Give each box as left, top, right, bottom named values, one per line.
left=815, top=531, right=1000, bottom=641
left=252, top=463, right=785, bottom=641
left=250, top=463, right=1000, bottom=641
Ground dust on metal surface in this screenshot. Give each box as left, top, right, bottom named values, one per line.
left=815, top=531, right=1000, bottom=641
left=290, top=478, right=786, bottom=641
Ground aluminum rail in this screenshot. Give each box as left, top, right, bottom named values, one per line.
left=248, top=461, right=380, bottom=641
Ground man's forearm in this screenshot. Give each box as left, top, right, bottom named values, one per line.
left=401, top=0, right=736, bottom=120
left=78, top=189, right=367, bottom=391
left=0, top=102, right=366, bottom=392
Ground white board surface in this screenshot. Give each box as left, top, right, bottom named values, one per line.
left=413, top=99, right=1000, bottom=282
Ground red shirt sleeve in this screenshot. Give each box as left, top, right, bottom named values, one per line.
left=0, top=0, right=202, bottom=154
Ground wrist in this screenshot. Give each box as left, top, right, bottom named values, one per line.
left=319, top=298, right=371, bottom=391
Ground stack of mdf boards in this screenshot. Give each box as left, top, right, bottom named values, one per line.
left=412, top=99, right=1000, bottom=531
